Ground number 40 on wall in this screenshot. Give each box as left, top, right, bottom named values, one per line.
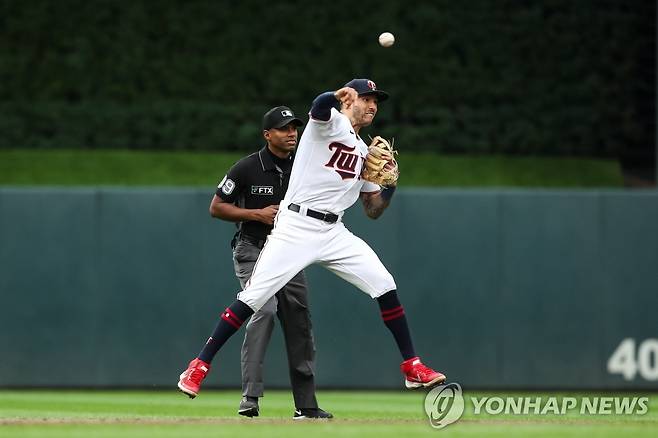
left=607, top=338, right=658, bottom=381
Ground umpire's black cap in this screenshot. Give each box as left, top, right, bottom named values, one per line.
left=344, top=78, right=389, bottom=102
left=262, top=106, right=303, bottom=130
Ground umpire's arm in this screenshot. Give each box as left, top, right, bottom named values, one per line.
left=209, top=195, right=278, bottom=225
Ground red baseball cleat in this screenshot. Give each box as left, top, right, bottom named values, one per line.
left=177, top=358, right=211, bottom=398
left=400, top=356, right=446, bottom=389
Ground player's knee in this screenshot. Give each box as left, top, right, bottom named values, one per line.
left=376, top=289, right=400, bottom=308
left=376, top=289, right=397, bottom=300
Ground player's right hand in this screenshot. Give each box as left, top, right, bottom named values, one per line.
left=334, top=87, right=358, bottom=109
left=255, top=205, right=279, bottom=225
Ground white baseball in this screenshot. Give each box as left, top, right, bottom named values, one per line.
left=378, top=32, right=395, bottom=48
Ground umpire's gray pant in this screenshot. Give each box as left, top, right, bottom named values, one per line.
left=232, top=238, right=318, bottom=409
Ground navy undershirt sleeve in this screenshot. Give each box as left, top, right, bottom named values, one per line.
left=310, top=92, right=340, bottom=121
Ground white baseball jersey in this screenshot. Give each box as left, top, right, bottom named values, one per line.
left=284, top=107, right=380, bottom=214
left=237, top=106, right=396, bottom=311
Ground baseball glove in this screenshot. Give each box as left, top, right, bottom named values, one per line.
left=362, top=136, right=399, bottom=186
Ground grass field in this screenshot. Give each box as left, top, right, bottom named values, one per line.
left=0, top=149, right=623, bottom=187
left=1, top=390, right=656, bottom=437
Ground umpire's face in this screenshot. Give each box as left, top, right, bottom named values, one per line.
left=264, top=122, right=298, bottom=155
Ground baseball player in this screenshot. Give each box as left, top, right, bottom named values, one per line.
left=178, top=79, right=446, bottom=401
left=210, top=106, right=331, bottom=419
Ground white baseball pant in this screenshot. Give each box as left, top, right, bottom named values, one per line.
left=237, top=202, right=396, bottom=311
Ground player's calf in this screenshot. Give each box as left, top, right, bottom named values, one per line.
left=177, top=301, right=254, bottom=398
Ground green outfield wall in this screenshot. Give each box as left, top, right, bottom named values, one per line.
left=0, top=188, right=656, bottom=389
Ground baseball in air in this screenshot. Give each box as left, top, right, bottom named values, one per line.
left=378, top=32, right=395, bottom=47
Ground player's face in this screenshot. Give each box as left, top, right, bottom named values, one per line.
left=353, top=95, right=378, bottom=128
left=264, top=123, right=298, bottom=155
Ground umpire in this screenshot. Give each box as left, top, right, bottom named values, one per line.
left=209, top=106, right=332, bottom=420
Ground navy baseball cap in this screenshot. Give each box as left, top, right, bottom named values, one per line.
left=262, top=106, right=303, bottom=130
left=344, top=79, right=389, bottom=102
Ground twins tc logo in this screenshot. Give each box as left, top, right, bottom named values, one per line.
left=325, top=142, right=363, bottom=179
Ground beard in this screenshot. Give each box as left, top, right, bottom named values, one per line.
left=353, top=106, right=374, bottom=126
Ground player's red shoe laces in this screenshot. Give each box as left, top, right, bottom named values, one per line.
left=400, top=356, right=446, bottom=389
left=177, top=358, right=211, bottom=398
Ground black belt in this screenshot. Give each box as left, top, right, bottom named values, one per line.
left=237, top=233, right=267, bottom=249
left=288, top=203, right=339, bottom=223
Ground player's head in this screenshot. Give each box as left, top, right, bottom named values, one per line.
left=262, top=106, right=303, bottom=154
left=342, top=79, right=389, bottom=129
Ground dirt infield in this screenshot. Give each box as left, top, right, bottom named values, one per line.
left=0, top=416, right=422, bottom=426
left=4, top=416, right=654, bottom=427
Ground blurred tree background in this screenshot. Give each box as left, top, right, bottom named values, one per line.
left=0, top=0, right=654, bottom=181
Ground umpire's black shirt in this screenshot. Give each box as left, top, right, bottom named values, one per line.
left=216, top=146, right=294, bottom=241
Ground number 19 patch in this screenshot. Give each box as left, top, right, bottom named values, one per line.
left=218, top=175, right=236, bottom=195
left=251, top=186, right=273, bottom=195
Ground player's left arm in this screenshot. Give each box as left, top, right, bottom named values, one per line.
left=360, top=186, right=396, bottom=220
